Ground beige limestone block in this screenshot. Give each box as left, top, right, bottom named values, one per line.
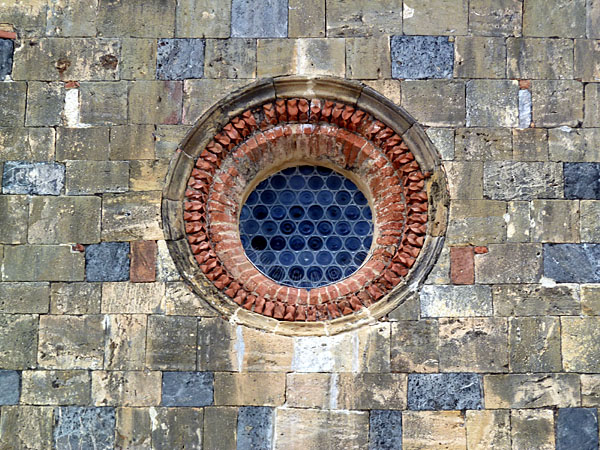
left=582, top=375, right=600, bottom=406
left=92, top=371, right=161, bottom=406
left=582, top=284, right=600, bottom=315
left=286, top=373, right=332, bottom=409
left=561, top=316, right=600, bottom=372
left=484, top=374, right=580, bottom=408
left=391, top=320, right=439, bottom=373
left=115, top=407, right=152, bottom=449
left=511, top=409, right=555, bottom=450
left=238, top=326, right=294, bottom=372
left=21, top=370, right=90, bottom=405
left=0, top=406, right=54, bottom=449
left=336, top=373, right=407, bottom=410
left=165, top=281, right=217, bottom=316
left=203, top=407, right=237, bottom=450
left=402, top=411, right=466, bottom=450
left=102, top=192, right=163, bottom=242
left=530, top=200, right=580, bottom=243
left=466, top=410, right=511, bottom=450
left=356, top=322, right=391, bottom=372
left=104, top=314, right=147, bottom=370
left=102, top=282, right=165, bottom=314
left=214, top=373, right=286, bottom=406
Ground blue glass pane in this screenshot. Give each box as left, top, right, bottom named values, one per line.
left=280, top=220, right=296, bottom=235
left=279, top=251, right=295, bottom=265
left=261, top=221, right=277, bottom=235
left=299, top=191, right=314, bottom=205
left=253, top=205, right=268, bottom=220
left=271, top=205, right=286, bottom=220
left=240, top=205, right=251, bottom=220
left=270, top=175, right=286, bottom=189
left=260, top=190, right=277, bottom=204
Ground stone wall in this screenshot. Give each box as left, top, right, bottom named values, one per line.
left=0, top=0, right=599, bottom=448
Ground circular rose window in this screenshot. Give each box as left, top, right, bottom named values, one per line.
left=163, top=76, right=448, bottom=335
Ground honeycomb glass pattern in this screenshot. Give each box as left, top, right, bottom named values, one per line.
left=239, top=165, right=374, bottom=288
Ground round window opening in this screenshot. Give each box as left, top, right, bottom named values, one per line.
left=163, top=76, right=448, bottom=334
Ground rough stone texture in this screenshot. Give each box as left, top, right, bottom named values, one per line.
left=391, top=320, right=439, bottom=373
left=420, top=285, right=492, bottom=317
left=0, top=38, right=14, bottom=79
left=165, top=281, right=216, bottom=316
left=66, top=160, right=129, bottom=195
left=506, top=201, right=531, bottom=242
left=56, top=127, right=110, bottom=161
left=518, top=88, right=532, bottom=129
left=238, top=406, right=274, bottom=450
left=0, top=195, right=28, bottom=244
left=426, top=128, right=454, bottom=160
left=286, top=373, right=332, bottom=408
left=564, top=163, right=600, bottom=199
left=507, top=38, right=574, bottom=79
left=0, top=82, right=26, bottom=126
left=484, top=374, right=580, bottom=408
left=443, top=162, right=483, bottom=200
left=466, top=80, right=519, bottom=127
left=476, top=243, right=543, bottom=284
left=326, top=0, right=402, bottom=37
left=162, top=371, right=214, bottom=407
left=483, top=161, right=563, bottom=200
left=511, top=409, right=555, bottom=450
left=391, top=36, right=453, bottom=79
left=289, top=0, right=325, bottom=37
left=455, top=128, right=512, bottom=161
left=523, top=0, right=586, bottom=38
left=493, top=284, right=580, bottom=316
left=530, top=200, right=580, bottom=243
left=238, top=326, right=294, bottom=372
left=2, top=245, right=84, bottom=282
left=403, top=0, right=467, bottom=35
left=204, top=38, right=256, bottom=79
left=2, top=161, right=64, bottom=195
left=346, top=36, right=391, bottom=79
left=120, top=38, right=157, bottom=80
left=146, top=315, right=197, bottom=370
left=532, top=80, right=584, bottom=127
left=0, top=127, right=55, bottom=162
left=115, top=407, right=151, bottom=449
left=401, top=80, right=465, bottom=126
left=231, top=0, right=287, bottom=37
left=509, top=317, right=561, bottom=372
left=101, top=192, right=163, bottom=241
left=97, top=0, right=175, bottom=37
left=451, top=247, right=475, bottom=285
left=582, top=284, right=600, bottom=316
left=575, top=41, right=600, bottom=83
left=21, top=370, right=90, bottom=405
left=85, top=242, right=130, bottom=282
left=513, top=128, right=548, bottom=161
left=214, top=373, right=285, bottom=406
left=45, top=0, right=97, bottom=37
left=454, top=36, right=505, bottom=79
left=157, top=38, right=205, bottom=80
left=25, top=82, right=64, bottom=126
left=92, top=371, right=161, bottom=407
left=584, top=83, right=600, bottom=128
left=544, top=244, right=600, bottom=283
left=407, top=373, right=482, bottom=410
left=466, top=410, right=511, bottom=450
left=79, top=82, right=128, bottom=126
left=356, top=323, right=392, bottom=372
left=102, top=283, right=165, bottom=314
left=53, top=407, right=115, bottom=450
left=203, top=407, right=237, bottom=450
left=104, top=314, right=147, bottom=370
left=130, top=159, right=170, bottom=191
left=582, top=375, right=600, bottom=406
left=292, top=334, right=355, bottom=372
left=129, top=81, right=183, bottom=125
left=369, top=410, right=402, bottom=450
left=176, top=0, right=231, bottom=38
left=150, top=407, right=204, bottom=449
left=562, top=317, right=600, bottom=372
left=337, top=373, right=407, bottom=410
left=402, top=411, right=466, bottom=450
left=109, top=124, right=155, bottom=161
left=0, top=406, right=54, bottom=448
left=0, top=370, right=20, bottom=405
left=0, top=282, right=49, bottom=313
left=197, top=318, right=236, bottom=372
left=183, top=79, right=247, bottom=123
left=556, top=408, right=599, bottom=450
left=447, top=200, right=506, bottom=245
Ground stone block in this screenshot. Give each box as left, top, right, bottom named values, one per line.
left=292, top=333, right=354, bottom=372
left=506, top=201, right=531, bottom=242
left=146, top=315, right=197, bottom=370
left=150, top=407, right=204, bottom=449
left=391, top=36, right=453, bottom=79
left=2, top=161, right=65, bottom=195
left=0, top=3, right=48, bottom=38
left=109, top=124, right=155, bottom=160
left=369, top=410, right=402, bottom=450
left=465, top=410, right=511, bottom=450
left=326, top=0, right=402, bottom=36
left=454, top=128, right=512, bottom=161
left=176, top=0, right=231, bottom=38
left=101, top=192, right=163, bottom=241
left=12, top=38, right=121, bottom=81
left=562, top=317, right=600, bottom=372
left=86, top=242, right=130, bottom=282
left=204, top=38, right=256, bottom=79
left=157, top=38, right=205, bottom=80
left=439, top=318, right=509, bottom=373
left=165, top=281, right=216, bottom=316
left=493, top=284, right=580, bottom=316
left=115, top=407, right=151, bottom=449
left=425, top=128, right=454, bottom=160
left=518, top=88, right=532, bottom=129
left=403, top=0, right=468, bottom=35
left=582, top=375, right=600, bottom=406
left=286, top=373, right=332, bottom=408
left=507, top=38, right=574, bottom=79
left=56, top=127, right=109, bottom=161
left=203, top=407, right=237, bottom=450
left=483, top=374, right=580, bottom=408
left=162, top=371, right=214, bottom=407
left=444, top=162, right=483, bottom=200
left=447, top=199, right=506, bottom=245
left=66, top=160, right=129, bottom=195
left=450, top=246, right=474, bottom=284
left=130, top=159, right=170, bottom=191
left=523, top=0, right=586, bottom=38
left=565, top=163, right=600, bottom=199
left=197, top=317, right=236, bottom=371
left=129, top=81, right=183, bottom=125
left=337, top=373, right=407, bottom=410
left=420, top=285, right=492, bottom=317
left=121, top=38, right=157, bottom=80
left=183, top=79, right=247, bottom=124
left=584, top=84, right=600, bottom=127
left=54, top=407, right=115, bottom=450
left=0, top=38, right=14, bottom=79
left=21, top=370, right=90, bottom=405
left=214, top=373, right=285, bottom=406
left=532, top=80, right=584, bottom=127
left=0, top=195, right=27, bottom=244
left=2, top=245, right=84, bottom=282
left=513, top=128, right=548, bottom=161
left=0, top=282, right=49, bottom=313
left=544, top=244, right=600, bottom=283
left=79, top=81, right=128, bottom=125
left=401, top=81, right=465, bottom=126
left=38, top=315, right=104, bottom=369
left=589, top=1, right=600, bottom=38
left=97, top=0, right=175, bottom=37
left=466, top=80, right=519, bottom=127
left=45, top=0, right=97, bottom=37
left=0, top=370, right=20, bottom=405
left=289, top=0, right=325, bottom=37
left=273, top=408, right=368, bottom=450
left=407, top=373, right=482, bottom=410
left=50, top=282, right=100, bottom=314
left=239, top=406, right=274, bottom=449
left=129, top=240, right=156, bottom=282
left=509, top=317, right=561, bottom=372
left=354, top=323, right=390, bottom=372
left=0, top=127, right=55, bottom=162
left=511, top=409, right=555, bottom=450
left=575, top=41, right=600, bottom=85
left=483, top=161, right=563, bottom=200
left=468, top=0, right=517, bottom=35
left=346, top=36, right=391, bottom=79
left=155, top=125, right=192, bottom=159
left=476, top=243, right=543, bottom=283
left=104, top=314, right=147, bottom=370
left=391, top=320, right=439, bottom=373
left=582, top=284, right=600, bottom=315
left=388, top=291, right=421, bottom=320
left=0, top=82, right=25, bottom=126
left=92, top=371, right=161, bottom=407
left=237, top=326, right=294, bottom=372
left=0, top=406, right=54, bottom=449
left=530, top=200, right=580, bottom=243
left=28, top=196, right=101, bottom=244
left=25, top=81, right=64, bottom=126
left=232, top=0, right=287, bottom=37
left=454, top=36, right=506, bottom=78
left=402, top=411, right=466, bottom=450
left=556, top=408, right=599, bottom=450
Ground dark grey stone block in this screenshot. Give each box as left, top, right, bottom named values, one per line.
left=544, top=244, right=600, bottom=283
left=369, top=410, right=402, bottom=450
left=0, top=370, right=20, bottom=405
left=157, top=39, right=205, bottom=80
left=0, top=39, right=14, bottom=79
left=556, top=408, right=599, bottom=450
left=54, top=407, right=115, bottom=450
left=162, top=371, right=214, bottom=407
left=565, top=163, right=600, bottom=199
left=391, top=36, right=454, bottom=79
left=85, top=242, right=130, bottom=282
left=237, top=406, right=273, bottom=450
left=231, top=0, right=288, bottom=38
left=407, top=373, right=483, bottom=411
left=2, top=161, right=65, bottom=195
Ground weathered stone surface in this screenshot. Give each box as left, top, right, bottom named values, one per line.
left=0, top=82, right=26, bottom=126
left=238, top=406, right=274, bottom=449
left=129, top=240, right=156, bottom=282
left=346, top=36, right=391, bottom=79
left=439, top=318, right=508, bottom=373
left=454, top=128, right=512, bottom=161
left=562, top=317, right=600, bottom=372
left=544, top=244, right=600, bottom=283
left=214, top=373, right=285, bottom=406
left=25, top=82, right=64, bottom=126
left=56, top=127, right=109, bottom=161
left=388, top=292, right=420, bottom=320
left=104, top=314, right=147, bottom=370
left=337, top=373, right=407, bottom=410
left=197, top=317, right=237, bottom=371
left=509, top=317, right=561, bottom=372
left=204, top=38, right=256, bottom=79
left=450, top=246, right=474, bottom=284
left=391, top=320, right=439, bottom=373
left=162, top=371, right=214, bottom=407
left=54, top=407, right=115, bottom=450
left=518, top=88, right=532, bottom=129
left=391, top=36, right=453, bottom=79
left=401, top=81, right=465, bottom=126
left=424, top=246, right=450, bottom=286
left=286, top=373, right=332, bottom=408
left=575, top=40, right=600, bottom=83
left=2, top=245, right=84, bottom=282
left=21, top=370, right=90, bottom=405
left=121, top=38, right=157, bottom=80
left=147, top=315, right=197, bottom=370
left=369, top=410, right=402, bottom=450
left=484, top=374, right=580, bottom=408
left=66, top=160, right=129, bottom=195
left=0, top=127, right=55, bottom=162
left=493, top=284, right=580, bottom=316
left=130, top=159, right=169, bottom=192
left=454, top=36, right=506, bottom=78
left=356, top=322, right=391, bottom=372
left=92, top=371, right=161, bottom=407
left=150, top=407, right=203, bottom=449
left=584, top=83, right=600, bottom=127
left=582, top=375, right=600, bottom=406
left=38, top=315, right=104, bottom=369
left=238, top=326, right=294, bottom=372
left=273, top=408, right=368, bottom=450
left=79, top=81, right=127, bottom=126
left=86, top=242, right=130, bottom=282
left=0, top=195, right=28, bottom=244
left=532, top=80, right=584, bottom=127
left=115, top=407, right=151, bottom=449
left=0, top=2, right=48, bottom=38
left=564, top=163, right=600, bottom=199
left=326, top=0, right=402, bottom=36
left=177, top=0, right=231, bottom=38
left=2, top=161, right=64, bottom=195
left=0, top=370, right=20, bottom=405
left=129, top=81, right=183, bottom=125
left=102, top=192, right=163, bottom=241
left=556, top=408, right=599, bottom=450
left=523, top=0, right=586, bottom=38
left=511, top=409, right=555, bottom=450
left=483, top=161, right=563, bottom=200
left=465, top=410, right=511, bottom=450
left=0, top=38, right=14, bottom=79
left=232, top=0, right=287, bottom=37
left=506, top=201, right=531, bottom=242
left=97, top=0, right=175, bottom=37
left=420, top=285, right=492, bottom=317
left=203, top=406, right=237, bottom=450
left=466, top=80, right=519, bottom=127
left=0, top=406, right=54, bottom=449
left=0, top=282, right=49, bottom=313
left=28, top=196, right=101, bottom=244
left=426, top=127, right=454, bottom=160
left=476, top=243, right=543, bottom=284
left=407, top=373, right=482, bottom=410
left=403, top=0, right=468, bottom=35
left=402, top=411, right=466, bottom=450
left=289, top=0, right=325, bottom=37
left=530, top=200, right=579, bottom=243
left=154, top=125, right=191, bottom=159
left=46, top=0, right=97, bottom=37
left=513, top=128, right=548, bottom=161
left=582, top=284, right=600, bottom=315
left=165, top=281, right=216, bottom=316
left=156, top=38, right=205, bottom=80
left=507, top=38, right=573, bottom=79
left=292, top=333, right=354, bottom=372
left=183, top=79, right=247, bottom=123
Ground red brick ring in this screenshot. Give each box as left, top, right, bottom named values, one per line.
left=163, top=77, right=448, bottom=335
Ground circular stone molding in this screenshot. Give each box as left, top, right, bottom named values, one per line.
left=163, top=76, right=448, bottom=336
